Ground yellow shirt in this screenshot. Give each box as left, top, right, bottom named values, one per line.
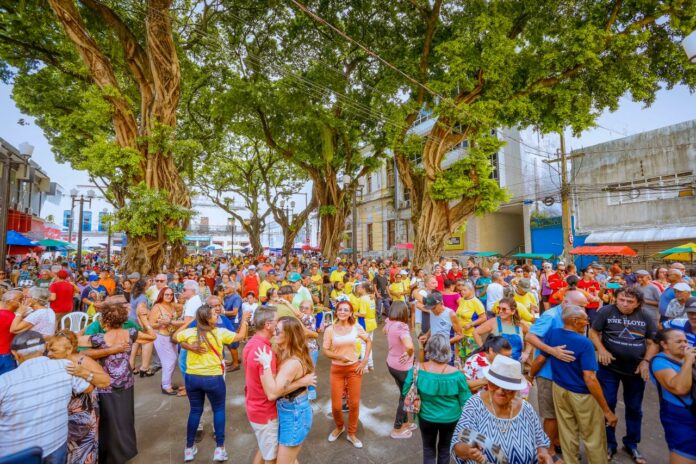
left=330, top=270, right=346, bottom=284
left=330, top=289, right=345, bottom=301
left=356, top=295, right=377, bottom=332
left=311, top=273, right=323, bottom=285
left=258, top=280, right=278, bottom=302
left=345, top=280, right=355, bottom=296
left=492, top=292, right=537, bottom=323
left=176, top=327, right=237, bottom=376
left=456, top=297, right=486, bottom=337
left=389, top=281, right=409, bottom=302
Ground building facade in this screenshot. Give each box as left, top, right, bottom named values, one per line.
left=572, top=120, right=696, bottom=256
left=350, top=125, right=557, bottom=259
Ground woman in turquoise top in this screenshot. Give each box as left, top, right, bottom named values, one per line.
left=650, top=328, right=696, bottom=463
left=403, top=333, right=471, bottom=464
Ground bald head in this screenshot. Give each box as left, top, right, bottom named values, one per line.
left=562, top=305, right=586, bottom=321
left=562, top=290, right=588, bottom=308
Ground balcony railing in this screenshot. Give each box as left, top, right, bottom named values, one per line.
left=187, top=224, right=236, bottom=234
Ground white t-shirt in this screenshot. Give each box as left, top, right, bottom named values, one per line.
left=415, top=289, right=428, bottom=324
left=183, top=295, right=203, bottom=318
left=242, top=302, right=259, bottom=323
left=485, top=282, right=505, bottom=312
left=24, top=308, right=56, bottom=336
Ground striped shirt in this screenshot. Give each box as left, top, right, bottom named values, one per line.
left=0, top=356, right=89, bottom=457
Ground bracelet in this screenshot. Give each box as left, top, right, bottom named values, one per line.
left=86, top=372, right=94, bottom=383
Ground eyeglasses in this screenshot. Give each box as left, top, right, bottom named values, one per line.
left=155, top=279, right=166, bottom=282
left=499, top=306, right=513, bottom=312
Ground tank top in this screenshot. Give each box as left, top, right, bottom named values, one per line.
left=430, top=307, right=454, bottom=337
left=492, top=316, right=523, bottom=361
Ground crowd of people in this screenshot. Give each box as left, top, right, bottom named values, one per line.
left=0, top=253, right=695, bottom=464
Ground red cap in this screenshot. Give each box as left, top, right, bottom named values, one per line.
left=57, top=270, right=69, bottom=279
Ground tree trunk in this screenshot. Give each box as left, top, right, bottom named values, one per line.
left=249, top=228, right=263, bottom=256
left=314, top=177, right=348, bottom=262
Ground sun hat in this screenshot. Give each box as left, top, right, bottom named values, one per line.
left=517, top=278, right=531, bottom=290
left=484, top=355, right=527, bottom=391
left=635, top=270, right=651, bottom=277
left=674, top=282, right=692, bottom=292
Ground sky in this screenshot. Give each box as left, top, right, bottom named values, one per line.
left=1, top=81, right=696, bottom=191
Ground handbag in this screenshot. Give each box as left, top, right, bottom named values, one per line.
left=403, top=363, right=421, bottom=414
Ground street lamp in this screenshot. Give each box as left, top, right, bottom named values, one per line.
left=71, top=188, right=95, bottom=270
left=0, top=141, right=32, bottom=269
left=683, top=30, right=696, bottom=63
left=228, top=217, right=236, bottom=257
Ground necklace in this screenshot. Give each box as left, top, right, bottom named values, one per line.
left=488, top=391, right=513, bottom=434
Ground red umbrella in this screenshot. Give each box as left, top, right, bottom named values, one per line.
left=394, top=243, right=414, bottom=250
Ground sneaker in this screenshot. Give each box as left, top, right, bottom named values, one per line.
left=213, top=447, right=228, bottom=462
left=184, top=446, right=197, bottom=462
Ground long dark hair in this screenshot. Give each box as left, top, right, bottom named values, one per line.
left=467, top=335, right=512, bottom=360
left=194, top=304, right=216, bottom=349
left=132, top=279, right=146, bottom=299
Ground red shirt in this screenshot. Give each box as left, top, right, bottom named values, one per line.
left=548, top=273, right=568, bottom=304
left=0, top=310, right=16, bottom=354
left=434, top=274, right=445, bottom=292
left=447, top=271, right=464, bottom=281
left=243, top=274, right=260, bottom=298
left=242, top=334, right=278, bottom=423
left=49, top=280, right=75, bottom=313
left=204, top=276, right=216, bottom=293
left=577, top=279, right=601, bottom=309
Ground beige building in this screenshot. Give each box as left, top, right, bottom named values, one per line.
left=573, top=120, right=696, bottom=256
left=349, top=123, right=556, bottom=259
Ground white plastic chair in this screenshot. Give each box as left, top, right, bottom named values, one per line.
left=60, top=312, right=88, bottom=332
left=91, top=312, right=102, bottom=324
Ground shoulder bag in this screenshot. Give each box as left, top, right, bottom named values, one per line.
left=403, top=363, right=422, bottom=414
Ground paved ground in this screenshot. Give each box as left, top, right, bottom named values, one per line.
left=131, top=331, right=668, bottom=464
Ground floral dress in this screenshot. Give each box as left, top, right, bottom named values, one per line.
left=67, top=355, right=99, bottom=464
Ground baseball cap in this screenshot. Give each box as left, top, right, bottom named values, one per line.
left=88, top=275, right=99, bottom=282
left=267, top=269, right=276, bottom=276
left=127, top=272, right=141, bottom=280
left=684, top=297, right=696, bottom=313
left=423, top=291, right=443, bottom=308
left=57, top=269, right=69, bottom=279
left=399, top=270, right=408, bottom=276
left=635, top=270, right=651, bottom=277
left=557, top=261, right=566, bottom=267
left=288, top=272, right=301, bottom=283
left=248, top=265, right=257, bottom=270
left=673, top=282, right=691, bottom=292
left=11, top=330, right=45, bottom=351
left=517, top=278, right=531, bottom=290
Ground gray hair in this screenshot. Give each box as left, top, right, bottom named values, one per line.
left=253, top=305, right=277, bottom=331
left=28, top=287, right=50, bottom=305
left=2, top=290, right=22, bottom=302
left=424, top=333, right=451, bottom=364
left=183, top=279, right=199, bottom=293
left=491, top=271, right=502, bottom=282
left=205, top=295, right=220, bottom=306
left=459, top=280, right=474, bottom=290
left=561, top=305, right=585, bottom=321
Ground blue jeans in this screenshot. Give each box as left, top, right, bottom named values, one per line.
left=43, top=441, right=67, bottom=464
left=598, top=365, right=646, bottom=451
left=184, top=374, right=226, bottom=447
left=308, top=350, right=318, bottom=399
left=277, top=394, right=312, bottom=447
left=0, top=354, right=17, bottom=376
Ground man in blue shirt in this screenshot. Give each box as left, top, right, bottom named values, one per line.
left=658, top=269, right=685, bottom=321
left=663, top=298, right=696, bottom=346
left=222, top=286, right=243, bottom=371
left=525, top=291, right=588, bottom=457
left=530, top=305, right=617, bottom=464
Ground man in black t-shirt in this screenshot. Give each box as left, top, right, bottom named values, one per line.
left=589, top=287, right=658, bottom=462
left=373, top=266, right=390, bottom=322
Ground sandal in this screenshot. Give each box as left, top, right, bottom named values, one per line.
left=139, top=368, right=156, bottom=378
left=390, top=429, right=412, bottom=439
left=161, top=388, right=178, bottom=396
left=623, top=446, right=646, bottom=464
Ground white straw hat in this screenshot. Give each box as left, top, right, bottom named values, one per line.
left=484, top=355, right=526, bottom=391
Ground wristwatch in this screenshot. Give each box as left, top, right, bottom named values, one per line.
left=86, top=372, right=94, bottom=383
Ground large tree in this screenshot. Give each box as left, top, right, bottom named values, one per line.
left=195, top=139, right=316, bottom=256
left=376, top=0, right=696, bottom=266
left=202, top=1, right=389, bottom=260
left=0, top=0, right=201, bottom=273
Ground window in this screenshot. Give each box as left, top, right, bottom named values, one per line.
left=82, top=211, right=92, bottom=232
left=489, top=152, right=499, bottom=181
left=365, top=176, right=372, bottom=194
left=63, top=210, right=72, bottom=229
left=386, top=161, right=395, bottom=188
left=98, top=212, right=108, bottom=232
left=387, top=220, right=396, bottom=249
left=366, top=224, right=374, bottom=251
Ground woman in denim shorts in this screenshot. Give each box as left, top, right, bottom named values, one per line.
left=255, top=316, right=316, bottom=464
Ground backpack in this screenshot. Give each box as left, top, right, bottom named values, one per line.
left=649, top=354, right=696, bottom=417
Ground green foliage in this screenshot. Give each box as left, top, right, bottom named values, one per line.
left=319, top=205, right=337, bottom=217
left=114, top=183, right=192, bottom=241
left=430, top=135, right=510, bottom=214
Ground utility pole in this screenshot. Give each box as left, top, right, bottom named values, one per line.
left=558, top=131, right=573, bottom=262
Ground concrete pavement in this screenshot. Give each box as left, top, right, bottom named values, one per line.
left=131, top=330, right=668, bottom=463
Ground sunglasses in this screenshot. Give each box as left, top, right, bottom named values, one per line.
left=156, top=279, right=166, bottom=282
left=488, top=384, right=517, bottom=395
